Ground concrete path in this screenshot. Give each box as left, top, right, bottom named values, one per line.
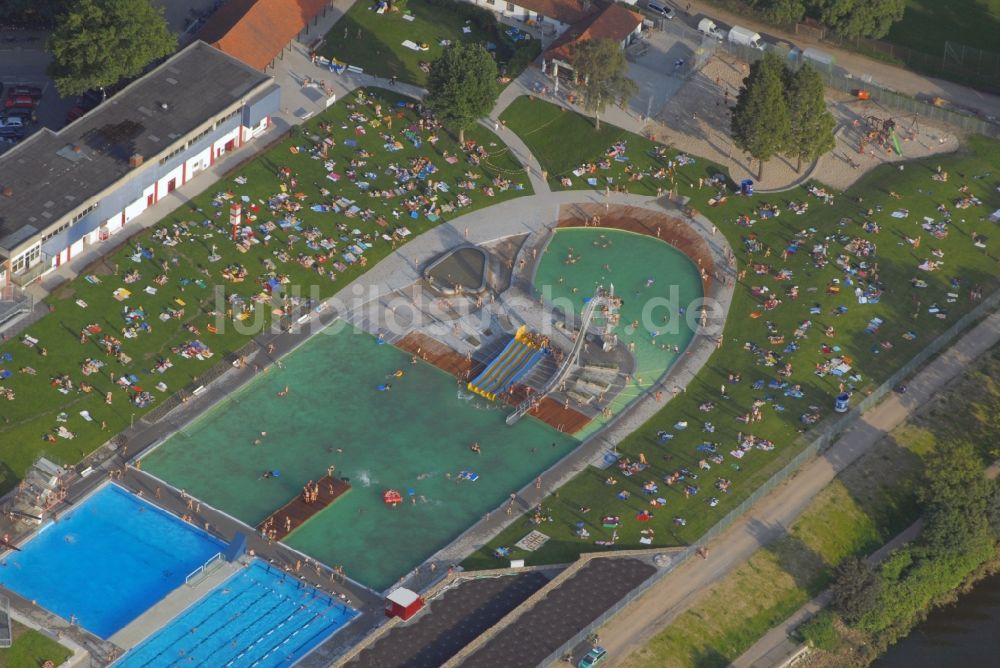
left=598, top=308, right=1000, bottom=666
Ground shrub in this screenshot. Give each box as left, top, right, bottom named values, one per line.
left=798, top=610, right=843, bottom=652
left=505, top=40, right=541, bottom=77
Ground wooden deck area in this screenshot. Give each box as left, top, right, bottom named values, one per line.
left=557, top=203, right=714, bottom=294
left=257, top=475, right=351, bottom=541
left=504, top=387, right=592, bottom=434
left=395, top=331, right=484, bottom=381
left=396, top=332, right=591, bottom=433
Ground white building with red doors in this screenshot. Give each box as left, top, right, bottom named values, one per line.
left=0, top=40, right=279, bottom=289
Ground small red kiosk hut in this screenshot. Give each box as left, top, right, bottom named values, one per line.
left=385, top=587, right=423, bottom=621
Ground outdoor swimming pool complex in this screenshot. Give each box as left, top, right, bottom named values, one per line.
left=114, top=560, right=357, bottom=668
left=142, top=325, right=577, bottom=590
left=0, top=484, right=225, bottom=639
left=535, top=228, right=703, bottom=437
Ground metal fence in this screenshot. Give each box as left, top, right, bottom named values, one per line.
left=818, top=32, right=1000, bottom=95
left=538, top=290, right=1000, bottom=666
left=719, top=40, right=1000, bottom=139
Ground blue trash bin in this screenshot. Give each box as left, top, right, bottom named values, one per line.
left=834, top=392, right=850, bottom=413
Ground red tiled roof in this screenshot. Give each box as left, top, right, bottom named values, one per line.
left=518, top=0, right=600, bottom=25
left=197, top=0, right=328, bottom=70
left=545, top=2, right=643, bottom=63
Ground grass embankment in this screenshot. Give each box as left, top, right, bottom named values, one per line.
left=463, top=96, right=1000, bottom=568
left=887, top=0, right=1000, bottom=58
left=618, top=348, right=1000, bottom=668
left=0, top=88, right=529, bottom=493
left=323, top=0, right=539, bottom=85
left=0, top=623, right=72, bottom=668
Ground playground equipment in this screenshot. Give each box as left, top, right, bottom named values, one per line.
left=858, top=116, right=903, bottom=157
left=467, top=325, right=548, bottom=401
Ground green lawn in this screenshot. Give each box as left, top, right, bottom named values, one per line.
left=620, top=348, right=1000, bottom=667
left=499, top=96, right=707, bottom=195
left=887, top=0, right=1000, bottom=56
left=0, top=623, right=72, bottom=668
left=0, top=87, right=529, bottom=494
left=463, top=96, right=1000, bottom=570
left=323, top=0, right=539, bottom=85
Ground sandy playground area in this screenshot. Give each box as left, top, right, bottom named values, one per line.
left=645, top=52, right=960, bottom=192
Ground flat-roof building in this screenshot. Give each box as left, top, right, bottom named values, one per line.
left=0, top=41, right=280, bottom=288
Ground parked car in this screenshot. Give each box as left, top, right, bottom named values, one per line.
left=65, top=106, right=87, bottom=124
left=0, top=116, right=24, bottom=128
left=77, top=90, right=105, bottom=112
left=0, top=126, right=26, bottom=140
left=579, top=647, right=608, bottom=668
left=9, top=85, right=42, bottom=99
left=4, top=95, right=36, bottom=109
left=3, top=109, right=34, bottom=124
left=646, top=2, right=674, bottom=19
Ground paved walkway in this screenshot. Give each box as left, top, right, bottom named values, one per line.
left=598, top=308, right=1000, bottom=666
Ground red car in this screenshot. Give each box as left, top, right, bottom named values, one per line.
left=4, top=95, right=36, bottom=109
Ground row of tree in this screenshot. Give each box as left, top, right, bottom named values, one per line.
left=730, top=53, right=836, bottom=179
left=831, top=438, right=1000, bottom=656
left=744, top=0, right=906, bottom=39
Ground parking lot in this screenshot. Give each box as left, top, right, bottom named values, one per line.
left=0, top=33, right=78, bottom=153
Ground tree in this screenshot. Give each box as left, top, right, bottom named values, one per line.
left=749, top=0, right=806, bottom=25
left=831, top=556, right=881, bottom=623
left=569, top=38, right=638, bottom=130
left=730, top=52, right=789, bottom=180
left=425, top=43, right=500, bottom=144
left=918, top=439, right=992, bottom=553
left=47, top=0, right=176, bottom=98
left=811, top=0, right=906, bottom=39
left=784, top=64, right=836, bottom=172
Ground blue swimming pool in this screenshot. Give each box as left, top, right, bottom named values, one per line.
left=0, top=483, right=225, bottom=639
left=114, top=560, right=359, bottom=668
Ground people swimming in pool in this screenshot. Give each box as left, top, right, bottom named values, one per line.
left=392, top=369, right=404, bottom=378
left=262, top=470, right=280, bottom=479
left=377, top=383, right=392, bottom=392
left=470, top=442, right=481, bottom=454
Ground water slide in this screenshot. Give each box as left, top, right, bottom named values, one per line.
left=468, top=326, right=545, bottom=400
left=507, top=290, right=604, bottom=425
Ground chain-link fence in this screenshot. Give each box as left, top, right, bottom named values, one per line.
left=818, top=32, right=1000, bottom=95
left=538, top=290, right=1000, bottom=666
left=719, top=40, right=1000, bottom=138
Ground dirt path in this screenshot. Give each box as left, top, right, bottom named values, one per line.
left=599, top=307, right=1000, bottom=666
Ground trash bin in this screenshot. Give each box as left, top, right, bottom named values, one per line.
left=834, top=392, right=850, bottom=413
left=740, top=179, right=754, bottom=196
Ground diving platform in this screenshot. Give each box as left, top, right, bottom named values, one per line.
left=257, top=475, right=351, bottom=541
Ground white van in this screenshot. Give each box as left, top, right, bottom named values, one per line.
left=646, top=2, right=674, bottom=20
left=727, top=25, right=764, bottom=50
left=697, top=18, right=724, bottom=40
